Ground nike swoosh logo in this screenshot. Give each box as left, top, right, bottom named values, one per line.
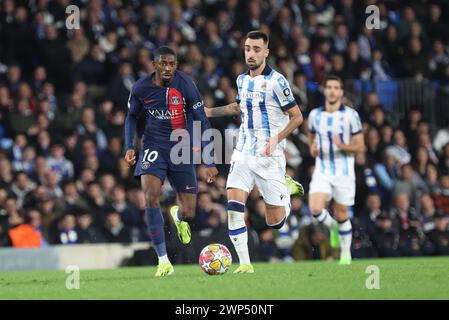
left=185, top=186, right=196, bottom=190
left=144, top=99, right=155, bottom=103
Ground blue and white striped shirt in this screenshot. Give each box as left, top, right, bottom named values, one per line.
left=235, top=65, right=297, bottom=156
left=308, top=105, right=362, bottom=177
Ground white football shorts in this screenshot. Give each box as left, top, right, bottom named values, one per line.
left=226, top=150, right=289, bottom=206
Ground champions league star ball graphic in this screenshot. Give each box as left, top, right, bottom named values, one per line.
left=199, top=243, right=232, bottom=275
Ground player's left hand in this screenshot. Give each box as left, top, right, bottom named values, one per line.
left=206, top=166, right=218, bottom=183
left=263, top=136, right=279, bottom=156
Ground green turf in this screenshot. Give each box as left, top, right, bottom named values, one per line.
left=0, top=257, right=448, bottom=299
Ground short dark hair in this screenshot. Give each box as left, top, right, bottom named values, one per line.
left=152, top=46, right=177, bottom=61
left=323, top=74, right=344, bottom=89
left=246, top=30, right=269, bottom=45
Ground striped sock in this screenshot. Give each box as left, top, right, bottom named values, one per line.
left=338, top=219, right=352, bottom=258
left=313, top=209, right=338, bottom=229
left=228, top=200, right=251, bottom=265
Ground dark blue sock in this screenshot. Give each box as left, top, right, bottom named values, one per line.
left=145, top=208, right=167, bottom=257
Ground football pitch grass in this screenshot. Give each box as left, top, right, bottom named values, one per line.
left=0, top=257, right=448, bottom=300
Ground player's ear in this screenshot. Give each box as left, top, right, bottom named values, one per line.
left=265, top=48, right=269, bottom=58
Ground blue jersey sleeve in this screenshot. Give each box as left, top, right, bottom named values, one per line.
left=124, top=85, right=142, bottom=150
left=184, top=78, right=215, bottom=166
left=272, top=75, right=297, bottom=112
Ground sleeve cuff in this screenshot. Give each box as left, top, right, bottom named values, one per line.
left=351, top=130, right=363, bottom=136
left=281, top=101, right=297, bottom=112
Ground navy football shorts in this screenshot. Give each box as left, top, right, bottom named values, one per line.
left=134, top=146, right=198, bottom=194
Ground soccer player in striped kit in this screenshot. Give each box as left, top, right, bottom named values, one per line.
left=307, top=75, right=365, bottom=265
left=206, top=31, right=304, bottom=273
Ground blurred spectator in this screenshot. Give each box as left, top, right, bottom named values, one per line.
left=292, top=223, right=335, bottom=260
left=433, top=124, right=449, bottom=155
left=426, top=211, right=449, bottom=255
left=54, top=213, right=78, bottom=245
left=359, top=192, right=383, bottom=237
left=102, top=211, right=132, bottom=243
left=10, top=171, right=36, bottom=209
left=390, top=192, right=416, bottom=231
left=77, top=107, right=108, bottom=151
left=46, top=144, right=74, bottom=183
left=371, top=211, right=400, bottom=257
left=432, top=174, right=449, bottom=215
left=75, top=212, right=105, bottom=244
left=419, top=193, right=437, bottom=233
left=393, top=164, right=429, bottom=210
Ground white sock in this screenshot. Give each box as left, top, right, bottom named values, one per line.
left=158, top=254, right=170, bottom=264
left=338, top=219, right=352, bottom=258
left=313, top=209, right=338, bottom=229
left=228, top=200, right=251, bottom=265
left=285, top=195, right=291, bottom=219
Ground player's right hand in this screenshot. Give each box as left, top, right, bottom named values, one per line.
left=310, top=143, right=319, bottom=158
left=125, top=149, right=136, bottom=167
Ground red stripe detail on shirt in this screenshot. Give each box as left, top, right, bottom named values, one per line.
left=167, top=88, right=186, bottom=130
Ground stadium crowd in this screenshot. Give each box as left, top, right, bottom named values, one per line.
left=0, top=0, right=449, bottom=263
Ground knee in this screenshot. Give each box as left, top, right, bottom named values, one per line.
left=144, top=190, right=160, bottom=208
left=309, top=203, right=324, bottom=215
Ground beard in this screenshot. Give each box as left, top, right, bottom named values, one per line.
left=327, top=96, right=340, bottom=105
left=246, top=60, right=263, bottom=70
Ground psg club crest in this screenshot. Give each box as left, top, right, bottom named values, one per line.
left=171, top=96, right=181, bottom=105
left=141, top=161, right=151, bottom=170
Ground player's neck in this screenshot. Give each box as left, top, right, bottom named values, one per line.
left=325, top=102, right=342, bottom=113
left=249, top=62, right=266, bottom=78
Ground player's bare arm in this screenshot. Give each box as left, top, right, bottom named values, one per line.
left=308, top=132, right=319, bottom=158
left=263, top=105, right=303, bottom=156
left=333, top=132, right=365, bottom=154
left=204, top=102, right=241, bottom=118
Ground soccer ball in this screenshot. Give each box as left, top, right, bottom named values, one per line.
left=199, top=243, right=232, bottom=275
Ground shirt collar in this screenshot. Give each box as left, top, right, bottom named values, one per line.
left=246, top=64, right=272, bottom=77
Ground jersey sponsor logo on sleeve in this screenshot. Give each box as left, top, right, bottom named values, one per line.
left=192, top=101, right=203, bottom=109
left=283, top=88, right=291, bottom=96
left=277, top=77, right=287, bottom=88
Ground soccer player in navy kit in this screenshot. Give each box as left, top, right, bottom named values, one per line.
left=124, top=47, right=218, bottom=276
